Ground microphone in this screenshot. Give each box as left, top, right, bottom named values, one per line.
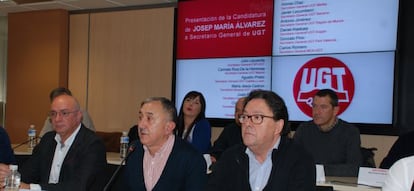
left=12, top=136, right=41, bottom=149
left=103, top=143, right=137, bottom=191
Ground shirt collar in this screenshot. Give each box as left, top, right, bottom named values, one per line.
left=143, top=134, right=175, bottom=156
left=54, top=124, right=81, bottom=148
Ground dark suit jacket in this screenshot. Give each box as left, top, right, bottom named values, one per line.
left=209, top=122, right=242, bottom=160
left=0, top=126, right=15, bottom=164
left=206, top=136, right=316, bottom=191
left=123, top=137, right=208, bottom=191
left=380, top=130, right=414, bottom=169
left=20, top=125, right=107, bottom=191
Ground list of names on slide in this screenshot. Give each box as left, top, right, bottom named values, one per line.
left=275, top=0, right=344, bottom=55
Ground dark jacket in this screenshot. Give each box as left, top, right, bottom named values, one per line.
left=209, top=122, right=242, bottom=160
left=380, top=130, right=414, bottom=169
left=124, top=137, right=207, bottom=191
left=0, top=126, right=15, bottom=164
left=206, top=136, right=316, bottom=191
left=20, top=125, right=107, bottom=191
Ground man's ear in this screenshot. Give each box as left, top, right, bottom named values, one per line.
left=165, top=121, right=176, bottom=133
left=274, top=119, right=284, bottom=135
left=333, top=105, right=340, bottom=116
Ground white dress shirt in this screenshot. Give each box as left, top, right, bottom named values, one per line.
left=246, top=138, right=281, bottom=191
left=30, top=124, right=81, bottom=190
left=382, top=155, right=414, bottom=191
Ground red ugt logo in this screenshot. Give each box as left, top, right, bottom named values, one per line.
left=293, top=56, right=355, bottom=117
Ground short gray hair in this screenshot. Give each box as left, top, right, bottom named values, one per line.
left=141, top=97, right=177, bottom=122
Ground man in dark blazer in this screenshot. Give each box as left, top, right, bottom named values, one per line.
left=123, top=97, right=207, bottom=191
left=19, top=94, right=106, bottom=191
left=0, top=126, right=15, bottom=164
left=206, top=90, right=316, bottom=191
left=380, top=130, right=414, bottom=169
left=209, top=97, right=245, bottom=164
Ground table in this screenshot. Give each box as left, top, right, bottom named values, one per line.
left=317, top=176, right=381, bottom=191
left=106, top=152, right=123, bottom=165
left=12, top=144, right=33, bottom=155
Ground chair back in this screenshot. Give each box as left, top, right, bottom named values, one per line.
left=96, top=131, right=122, bottom=152
left=360, top=147, right=378, bottom=168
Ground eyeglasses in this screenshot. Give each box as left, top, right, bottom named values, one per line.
left=239, top=114, right=274, bottom=124
left=48, top=110, right=79, bottom=118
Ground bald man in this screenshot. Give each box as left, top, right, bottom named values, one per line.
left=19, top=95, right=106, bottom=191
left=209, top=97, right=245, bottom=163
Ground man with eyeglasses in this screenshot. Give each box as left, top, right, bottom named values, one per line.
left=18, top=94, right=106, bottom=191
left=206, top=90, right=315, bottom=191
left=293, top=89, right=362, bottom=177
left=40, top=87, right=95, bottom=137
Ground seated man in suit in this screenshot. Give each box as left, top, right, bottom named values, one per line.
left=206, top=90, right=315, bottom=191
left=294, top=89, right=362, bottom=177
left=19, top=94, right=106, bottom=191
left=40, top=87, right=95, bottom=137
left=209, top=97, right=245, bottom=163
left=123, top=97, right=207, bottom=190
